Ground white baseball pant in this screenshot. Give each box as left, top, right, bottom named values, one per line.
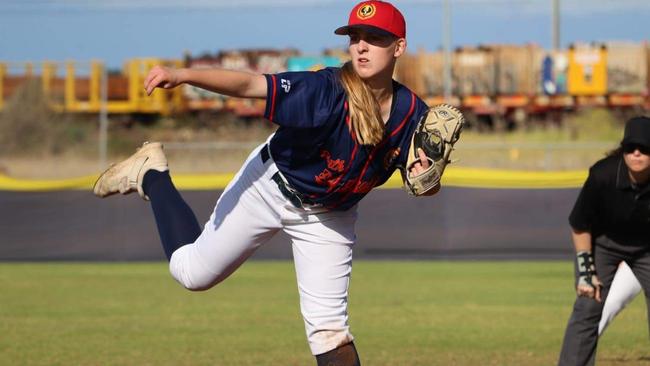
left=168, top=142, right=358, bottom=355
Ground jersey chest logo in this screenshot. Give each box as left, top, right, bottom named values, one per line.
left=339, top=176, right=380, bottom=195
left=315, top=149, right=346, bottom=190
left=314, top=148, right=385, bottom=196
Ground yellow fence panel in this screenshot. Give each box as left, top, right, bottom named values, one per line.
left=0, top=167, right=588, bottom=192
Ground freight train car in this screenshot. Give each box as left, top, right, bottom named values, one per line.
left=1, top=42, right=648, bottom=127
left=0, top=58, right=183, bottom=116
left=393, top=42, right=649, bottom=129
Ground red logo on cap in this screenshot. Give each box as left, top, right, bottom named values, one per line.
left=357, top=3, right=376, bottom=20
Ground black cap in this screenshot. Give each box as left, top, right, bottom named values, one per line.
left=622, top=116, right=650, bottom=148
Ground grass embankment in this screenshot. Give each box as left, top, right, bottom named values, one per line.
left=455, top=109, right=624, bottom=170
left=1, top=262, right=648, bottom=365
left=0, top=82, right=628, bottom=178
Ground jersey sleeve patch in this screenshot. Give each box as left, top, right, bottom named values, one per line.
left=264, top=69, right=338, bottom=129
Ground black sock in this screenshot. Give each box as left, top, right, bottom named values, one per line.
left=142, top=170, right=201, bottom=261
left=315, top=342, right=361, bottom=366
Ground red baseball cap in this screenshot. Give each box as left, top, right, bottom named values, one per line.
left=334, top=1, right=406, bottom=39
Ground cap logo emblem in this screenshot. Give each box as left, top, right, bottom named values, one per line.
left=357, top=3, right=376, bottom=20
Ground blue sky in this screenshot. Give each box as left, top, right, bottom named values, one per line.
left=1, top=0, right=648, bottom=69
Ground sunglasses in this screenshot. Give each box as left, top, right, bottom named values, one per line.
left=623, top=143, right=650, bottom=155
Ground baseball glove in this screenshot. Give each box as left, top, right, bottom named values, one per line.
left=400, top=104, right=465, bottom=196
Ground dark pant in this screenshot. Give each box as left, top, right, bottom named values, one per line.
left=558, top=245, right=650, bottom=366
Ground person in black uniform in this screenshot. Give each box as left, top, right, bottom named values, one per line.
left=558, top=116, right=650, bottom=366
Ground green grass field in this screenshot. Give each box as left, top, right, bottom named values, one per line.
left=1, top=261, right=648, bottom=366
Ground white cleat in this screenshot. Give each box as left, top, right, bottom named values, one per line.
left=93, top=142, right=168, bottom=200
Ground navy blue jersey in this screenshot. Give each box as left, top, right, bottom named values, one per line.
left=264, top=67, right=428, bottom=211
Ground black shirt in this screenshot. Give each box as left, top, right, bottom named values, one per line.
left=569, top=155, right=650, bottom=254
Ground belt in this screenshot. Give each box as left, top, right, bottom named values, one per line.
left=260, top=145, right=315, bottom=208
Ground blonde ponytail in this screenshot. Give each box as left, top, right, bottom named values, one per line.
left=339, top=62, right=384, bottom=146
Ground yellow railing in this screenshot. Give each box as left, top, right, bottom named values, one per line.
left=0, top=167, right=588, bottom=192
